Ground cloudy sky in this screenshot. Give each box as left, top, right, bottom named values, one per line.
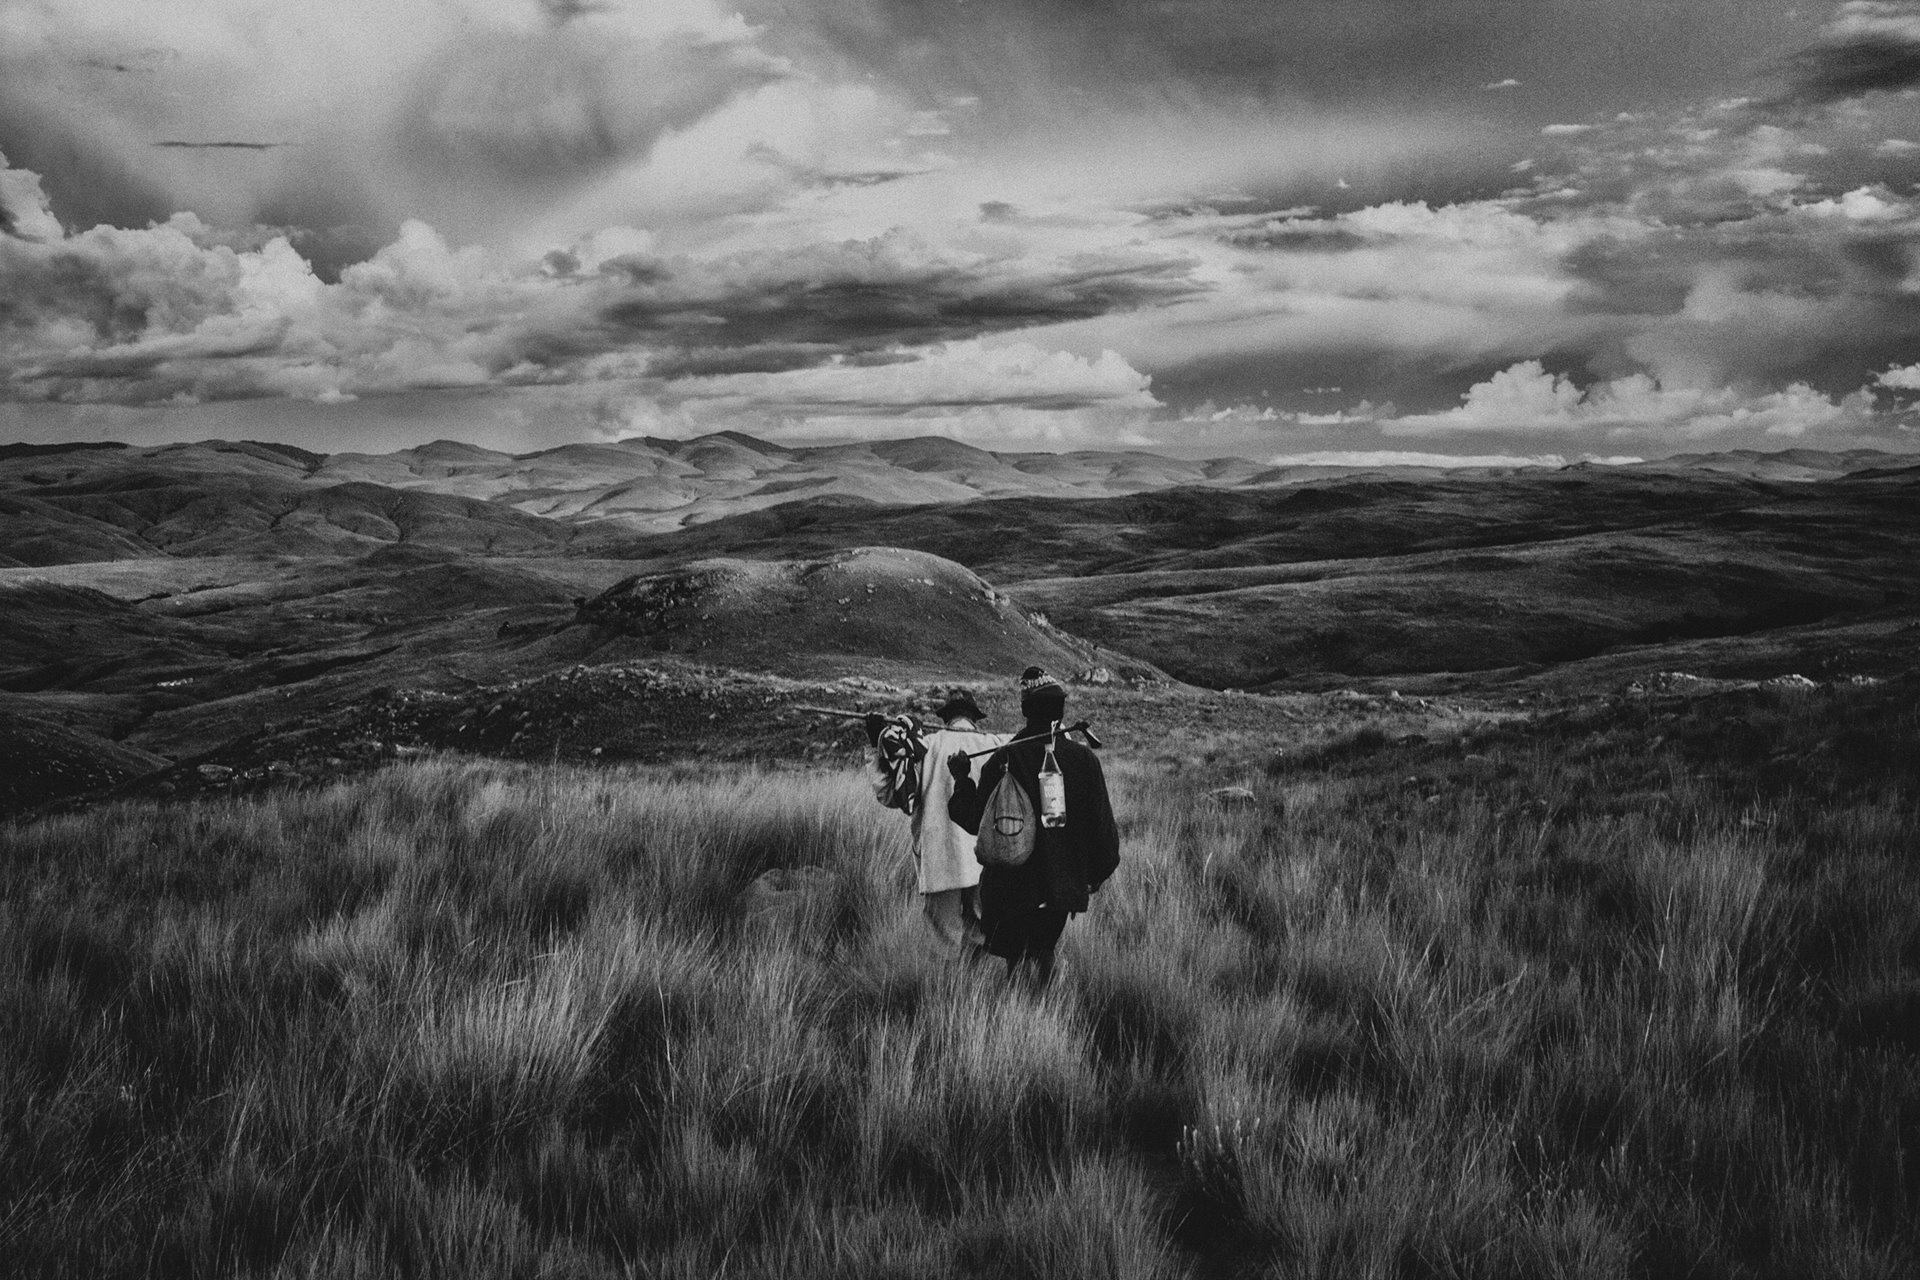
left=6, top=0, right=1920, bottom=460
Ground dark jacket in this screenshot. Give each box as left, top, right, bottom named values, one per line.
left=948, top=723, right=1119, bottom=914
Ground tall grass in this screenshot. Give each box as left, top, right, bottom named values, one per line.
left=3, top=681, right=1917, bottom=1277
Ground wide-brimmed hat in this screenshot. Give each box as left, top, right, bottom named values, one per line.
left=935, top=688, right=984, bottom=722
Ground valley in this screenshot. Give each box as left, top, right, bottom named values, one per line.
left=2, top=435, right=1916, bottom=817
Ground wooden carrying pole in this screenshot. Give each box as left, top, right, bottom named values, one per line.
left=792, top=705, right=875, bottom=721
left=960, top=720, right=1101, bottom=760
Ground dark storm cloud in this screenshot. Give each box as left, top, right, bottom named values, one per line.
left=741, top=0, right=1536, bottom=116
left=0, top=2, right=795, bottom=275
left=1781, top=3, right=1920, bottom=104
left=640, top=345, right=880, bottom=379
left=742, top=144, right=927, bottom=192
left=1527, top=189, right=1920, bottom=392
left=1789, top=37, right=1920, bottom=102
left=600, top=236, right=1206, bottom=361
left=0, top=98, right=178, bottom=235
left=1560, top=234, right=1695, bottom=317
left=152, top=141, right=290, bottom=151
left=1223, top=223, right=1371, bottom=254
left=1477, top=81, right=1920, bottom=395
left=388, top=27, right=789, bottom=196
left=76, top=48, right=178, bottom=75
left=540, top=0, right=618, bottom=22
left=11, top=0, right=1920, bottom=455
left=21, top=327, right=288, bottom=381
left=1571, top=218, right=1911, bottom=314
left=0, top=242, right=124, bottom=340
left=0, top=147, right=1203, bottom=411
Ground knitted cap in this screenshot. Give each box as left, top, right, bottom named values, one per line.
left=1017, top=666, right=1063, bottom=695
left=1018, top=666, right=1066, bottom=718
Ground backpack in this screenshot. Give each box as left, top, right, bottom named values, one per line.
left=975, top=771, right=1037, bottom=868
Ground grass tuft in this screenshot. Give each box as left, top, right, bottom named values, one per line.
left=3, top=680, right=1919, bottom=1275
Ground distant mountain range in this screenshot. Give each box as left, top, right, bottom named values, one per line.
left=1606, top=448, right=1919, bottom=483
left=3, top=433, right=1912, bottom=563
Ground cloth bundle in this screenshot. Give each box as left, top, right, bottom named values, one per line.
left=873, top=717, right=927, bottom=815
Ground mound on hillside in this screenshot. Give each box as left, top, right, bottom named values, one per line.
left=567, top=546, right=1112, bottom=680
left=597, top=467, right=1920, bottom=689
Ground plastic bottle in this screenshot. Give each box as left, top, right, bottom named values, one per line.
left=1038, top=723, right=1067, bottom=828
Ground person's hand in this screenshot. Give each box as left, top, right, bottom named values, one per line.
left=864, top=713, right=887, bottom=746
left=947, top=750, right=971, bottom=781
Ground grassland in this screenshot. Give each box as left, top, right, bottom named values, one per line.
left=3, top=677, right=1918, bottom=1278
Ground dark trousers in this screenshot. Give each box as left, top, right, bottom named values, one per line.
left=981, top=901, right=1069, bottom=985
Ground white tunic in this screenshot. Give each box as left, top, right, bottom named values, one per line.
left=870, top=722, right=1006, bottom=894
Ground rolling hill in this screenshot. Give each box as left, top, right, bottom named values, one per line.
left=2, top=433, right=1917, bottom=813
left=592, top=465, right=1920, bottom=687
left=0, top=432, right=1345, bottom=559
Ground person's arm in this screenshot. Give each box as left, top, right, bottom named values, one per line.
left=1082, top=749, right=1121, bottom=891
left=946, top=750, right=1006, bottom=836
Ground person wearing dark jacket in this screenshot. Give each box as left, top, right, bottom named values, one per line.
left=947, top=667, right=1119, bottom=986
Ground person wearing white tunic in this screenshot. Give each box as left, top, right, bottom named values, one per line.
left=866, top=690, right=1005, bottom=957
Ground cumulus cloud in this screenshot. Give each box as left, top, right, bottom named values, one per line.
left=1379, top=359, right=1882, bottom=442
left=1875, top=359, right=1920, bottom=388
left=0, top=159, right=60, bottom=239
left=1799, top=185, right=1908, bottom=219
left=1382, top=83, right=1920, bottom=403
left=0, top=0, right=1511, bottom=274
left=1526, top=110, right=1829, bottom=225
left=1106, top=144, right=1920, bottom=451
left=10, top=0, right=1920, bottom=460
left=0, top=182, right=579, bottom=403
left=0, top=141, right=1191, bottom=457
left=1197, top=403, right=1277, bottom=424
left=0, top=0, right=796, bottom=255
left=1184, top=198, right=1597, bottom=343
left=1267, top=405, right=1391, bottom=429
left=1062, top=163, right=1918, bottom=442
left=1045, top=197, right=1620, bottom=405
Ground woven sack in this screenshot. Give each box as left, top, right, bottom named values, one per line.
left=975, top=772, right=1036, bottom=868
